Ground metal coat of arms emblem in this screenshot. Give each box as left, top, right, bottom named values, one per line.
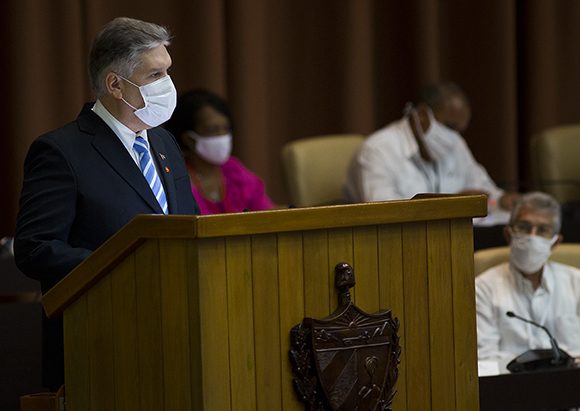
left=290, top=262, right=400, bottom=411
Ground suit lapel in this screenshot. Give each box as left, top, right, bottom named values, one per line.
left=148, top=130, right=178, bottom=214
left=79, top=107, right=164, bottom=214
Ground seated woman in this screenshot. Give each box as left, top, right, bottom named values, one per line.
left=165, top=89, right=274, bottom=214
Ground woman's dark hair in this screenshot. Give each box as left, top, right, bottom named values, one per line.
left=165, top=89, right=232, bottom=149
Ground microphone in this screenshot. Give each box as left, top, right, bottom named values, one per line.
left=506, top=311, right=562, bottom=364
left=505, top=311, right=573, bottom=372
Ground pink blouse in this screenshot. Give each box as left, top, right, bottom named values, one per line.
left=189, top=157, right=274, bottom=215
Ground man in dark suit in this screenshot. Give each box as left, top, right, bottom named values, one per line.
left=14, top=17, right=199, bottom=391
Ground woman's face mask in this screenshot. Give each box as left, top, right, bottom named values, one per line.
left=119, top=75, right=177, bottom=128
left=188, top=131, right=232, bottom=165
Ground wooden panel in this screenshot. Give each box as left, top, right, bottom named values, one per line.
left=135, top=240, right=164, bottom=411
left=226, top=236, right=257, bottom=409
left=49, top=198, right=487, bottom=411
left=426, top=220, right=456, bottom=411
left=451, top=219, right=480, bottom=410
left=186, top=240, right=203, bottom=411
left=111, top=254, right=139, bottom=411
left=159, top=239, right=192, bottom=411
left=277, top=232, right=305, bottom=411
left=197, top=238, right=231, bottom=410
left=44, top=195, right=486, bottom=318
left=378, top=224, right=406, bottom=411
left=327, top=228, right=354, bottom=311
left=87, top=275, right=115, bottom=411
left=64, top=295, right=89, bottom=411
left=353, top=225, right=379, bottom=312
left=195, top=195, right=487, bottom=238
left=303, top=230, right=330, bottom=318
left=252, top=234, right=282, bottom=410
left=402, top=222, right=431, bottom=410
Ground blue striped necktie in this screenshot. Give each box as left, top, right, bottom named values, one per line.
left=133, top=136, right=168, bottom=214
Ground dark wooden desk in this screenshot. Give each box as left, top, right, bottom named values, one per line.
left=479, top=366, right=580, bottom=411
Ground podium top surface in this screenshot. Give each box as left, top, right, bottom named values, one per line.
left=42, top=195, right=486, bottom=316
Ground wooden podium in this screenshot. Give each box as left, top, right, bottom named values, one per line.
left=43, top=195, right=486, bottom=411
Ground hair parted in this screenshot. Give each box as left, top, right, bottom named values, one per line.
left=509, top=191, right=562, bottom=234
left=89, top=17, right=171, bottom=97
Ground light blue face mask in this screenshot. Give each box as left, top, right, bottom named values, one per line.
left=119, top=74, right=177, bottom=127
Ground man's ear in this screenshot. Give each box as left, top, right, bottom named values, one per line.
left=104, top=72, right=123, bottom=99
left=503, top=225, right=512, bottom=245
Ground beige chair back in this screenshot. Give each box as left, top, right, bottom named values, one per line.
left=530, top=124, right=580, bottom=204
left=281, top=134, right=364, bottom=207
left=474, top=243, right=580, bottom=276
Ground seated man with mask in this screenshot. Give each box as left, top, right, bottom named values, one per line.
left=476, top=192, right=580, bottom=361
left=343, top=81, right=519, bottom=224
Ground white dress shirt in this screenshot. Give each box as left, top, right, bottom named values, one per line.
left=92, top=100, right=151, bottom=166
left=343, top=117, right=504, bottom=205
left=476, top=261, right=580, bottom=360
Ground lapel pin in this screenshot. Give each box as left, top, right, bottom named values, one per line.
left=165, top=166, right=171, bottom=173
left=159, top=153, right=166, bottom=160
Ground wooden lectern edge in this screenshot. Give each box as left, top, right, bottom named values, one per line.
left=42, top=215, right=198, bottom=317
left=42, top=194, right=486, bottom=317
left=196, top=194, right=488, bottom=237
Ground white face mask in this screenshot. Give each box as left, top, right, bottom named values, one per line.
left=409, top=107, right=456, bottom=161
left=510, top=233, right=558, bottom=274
left=120, top=75, right=177, bottom=127
left=188, top=131, right=232, bottom=165
left=425, top=108, right=456, bottom=139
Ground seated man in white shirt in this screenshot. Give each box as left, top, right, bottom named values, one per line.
left=343, top=81, right=519, bottom=220
left=476, top=191, right=580, bottom=362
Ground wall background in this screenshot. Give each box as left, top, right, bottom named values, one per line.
left=2, top=0, right=580, bottom=234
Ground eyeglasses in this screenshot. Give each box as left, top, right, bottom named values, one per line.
left=511, top=221, right=555, bottom=238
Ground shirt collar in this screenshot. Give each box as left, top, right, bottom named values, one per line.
left=400, top=117, right=420, bottom=159
left=92, top=100, right=149, bottom=153
left=510, top=261, right=554, bottom=294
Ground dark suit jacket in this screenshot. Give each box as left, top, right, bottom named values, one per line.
left=14, top=103, right=199, bottom=389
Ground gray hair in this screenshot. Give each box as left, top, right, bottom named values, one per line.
left=89, top=17, right=171, bottom=97
left=509, top=191, right=562, bottom=233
